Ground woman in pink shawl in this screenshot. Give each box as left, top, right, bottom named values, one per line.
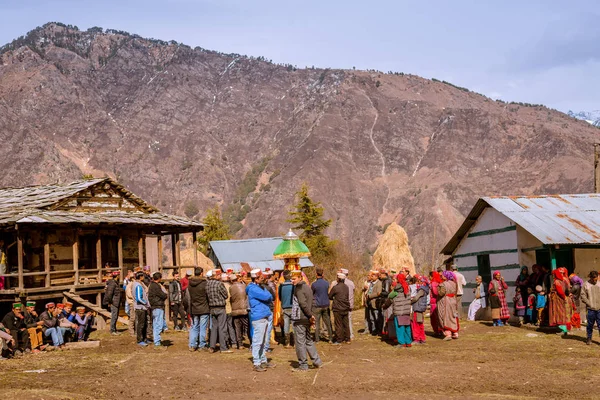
left=489, top=271, right=509, bottom=324
left=429, top=271, right=443, bottom=336
left=437, top=270, right=459, bottom=340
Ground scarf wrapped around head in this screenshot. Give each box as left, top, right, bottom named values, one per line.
left=552, top=269, right=564, bottom=280
left=431, top=271, right=442, bottom=284
left=570, top=274, right=583, bottom=287
left=493, top=271, right=502, bottom=280
left=396, top=273, right=409, bottom=295
left=442, top=270, right=455, bottom=281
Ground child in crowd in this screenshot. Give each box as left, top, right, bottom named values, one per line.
left=526, top=287, right=535, bottom=325
left=535, top=285, right=546, bottom=326
left=513, top=287, right=526, bottom=325
left=489, top=288, right=502, bottom=326
left=409, top=277, right=418, bottom=299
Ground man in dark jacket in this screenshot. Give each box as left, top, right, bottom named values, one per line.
left=329, top=273, right=351, bottom=344
left=278, top=270, right=294, bottom=347
left=206, top=269, right=232, bottom=353
left=311, top=267, right=333, bottom=343
left=229, top=273, right=248, bottom=349
left=1, top=303, right=29, bottom=354
left=148, top=272, right=168, bottom=347
left=187, top=267, right=210, bottom=351
left=39, top=302, right=64, bottom=348
left=103, top=271, right=122, bottom=335
left=169, top=272, right=187, bottom=331
left=291, top=270, right=322, bottom=372
left=24, top=301, right=45, bottom=353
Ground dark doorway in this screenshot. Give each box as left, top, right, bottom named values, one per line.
left=477, top=254, right=492, bottom=285
left=535, top=248, right=574, bottom=273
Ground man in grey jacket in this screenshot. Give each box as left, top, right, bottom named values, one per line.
left=291, top=270, right=322, bottom=372
left=581, top=271, right=600, bottom=345
left=169, top=272, right=187, bottom=331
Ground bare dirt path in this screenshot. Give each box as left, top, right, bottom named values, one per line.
left=0, top=318, right=598, bottom=399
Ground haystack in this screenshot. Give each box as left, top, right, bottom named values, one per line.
left=372, top=222, right=415, bottom=275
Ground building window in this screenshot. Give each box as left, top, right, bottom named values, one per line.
left=477, top=254, right=492, bottom=285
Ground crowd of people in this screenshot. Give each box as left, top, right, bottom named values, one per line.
left=0, top=300, right=95, bottom=359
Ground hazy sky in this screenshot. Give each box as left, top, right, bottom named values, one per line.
left=1, top=0, right=598, bottom=112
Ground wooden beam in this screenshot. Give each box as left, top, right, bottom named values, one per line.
left=73, top=230, right=79, bottom=286
left=175, top=233, right=181, bottom=267
left=17, top=232, right=23, bottom=290
left=44, top=231, right=51, bottom=288
left=138, top=234, right=144, bottom=267
left=63, top=291, right=128, bottom=325
left=171, top=234, right=177, bottom=267
left=157, top=235, right=163, bottom=274
left=192, top=231, right=198, bottom=267
left=96, top=233, right=102, bottom=280
left=117, top=233, right=124, bottom=281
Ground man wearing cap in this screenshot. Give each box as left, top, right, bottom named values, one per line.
left=207, top=269, right=232, bottom=353
left=329, top=273, right=351, bottom=344
left=104, top=271, right=122, bottom=335
left=133, top=271, right=150, bottom=346
left=74, top=307, right=94, bottom=341
left=221, top=273, right=236, bottom=348
left=262, top=269, right=276, bottom=350
left=125, top=270, right=137, bottom=337
left=229, top=273, right=248, bottom=349
left=366, top=270, right=382, bottom=335
left=123, top=270, right=134, bottom=319
left=452, top=265, right=467, bottom=319
left=2, top=303, right=30, bottom=355
left=331, top=268, right=355, bottom=340
left=188, top=267, right=210, bottom=351
left=291, top=270, right=322, bottom=372
left=58, top=302, right=78, bottom=342
left=148, top=272, right=168, bottom=347
left=169, top=272, right=187, bottom=331
left=246, top=269, right=274, bottom=372
left=39, top=303, right=65, bottom=349
left=24, top=301, right=45, bottom=353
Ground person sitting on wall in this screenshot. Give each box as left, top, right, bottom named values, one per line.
left=74, top=307, right=95, bottom=341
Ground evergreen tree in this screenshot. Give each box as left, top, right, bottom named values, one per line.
left=287, top=183, right=335, bottom=259
left=197, top=205, right=231, bottom=255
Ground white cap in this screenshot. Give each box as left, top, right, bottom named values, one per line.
left=221, top=274, right=230, bottom=281
left=250, top=269, right=262, bottom=278
left=340, top=268, right=349, bottom=275
left=337, top=272, right=346, bottom=279
left=229, top=274, right=238, bottom=281
left=206, top=270, right=214, bottom=277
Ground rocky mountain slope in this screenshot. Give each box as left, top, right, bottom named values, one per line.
left=1, top=23, right=599, bottom=267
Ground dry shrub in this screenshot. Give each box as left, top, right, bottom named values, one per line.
left=372, top=222, right=415, bottom=275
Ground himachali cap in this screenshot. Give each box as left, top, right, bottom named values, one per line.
left=337, top=272, right=346, bottom=279
left=76, top=306, right=85, bottom=312
left=369, top=269, right=379, bottom=274
left=250, top=269, right=262, bottom=278
left=12, top=302, right=22, bottom=309
left=185, top=270, right=192, bottom=276
left=134, top=266, right=142, bottom=272
left=112, top=271, right=120, bottom=276
left=221, top=274, right=230, bottom=281
left=46, top=302, right=56, bottom=308
left=64, top=302, right=73, bottom=307
left=214, top=269, right=222, bottom=275
left=143, top=266, right=150, bottom=272
left=26, top=301, right=36, bottom=307
left=226, top=268, right=234, bottom=274
left=206, top=270, right=214, bottom=277
left=230, top=274, right=238, bottom=281
left=264, top=268, right=273, bottom=276
left=291, top=270, right=302, bottom=277
left=56, top=303, right=65, bottom=309
left=340, top=268, right=349, bottom=275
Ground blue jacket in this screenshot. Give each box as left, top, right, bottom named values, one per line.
left=278, top=280, right=294, bottom=309
left=311, top=278, right=330, bottom=308
left=246, top=282, right=273, bottom=321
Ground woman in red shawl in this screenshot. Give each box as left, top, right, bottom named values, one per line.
left=489, top=271, right=510, bottom=324
left=429, top=271, right=443, bottom=336
left=549, top=268, right=569, bottom=334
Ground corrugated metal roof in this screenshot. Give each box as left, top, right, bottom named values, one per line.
left=442, top=194, right=600, bottom=255
left=210, top=238, right=313, bottom=272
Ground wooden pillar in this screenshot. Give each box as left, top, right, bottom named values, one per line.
left=118, top=233, right=124, bottom=281
left=171, top=234, right=177, bottom=267
left=17, top=231, right=24, bottom=290
left=192, top=231, right=198, bottom=267
left=157, top=235, right=163, bottom=274
left=175, top=234, right=181, bottom=267
left=73, top=230, right=79, bottom=286
left=96, top=233, right=102, bottom=280
left=44, top=231, right=51, bottom=288
left=138, top=234, right=144, bottom=267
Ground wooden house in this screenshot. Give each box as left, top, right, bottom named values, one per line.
left=442, top=194, right=600, bottom=312
left=0, top=178, right=202, bottom=304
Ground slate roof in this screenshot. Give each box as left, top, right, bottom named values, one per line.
left=442, top=194, right=600, bottom=254
left=0, top=178, right=202, bottom=230
left=209, top=238, right=313, bottom=272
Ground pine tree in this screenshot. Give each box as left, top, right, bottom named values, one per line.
left=287, top=183, right=335, bottom=259
left=197, top=205, right=231, bottom=255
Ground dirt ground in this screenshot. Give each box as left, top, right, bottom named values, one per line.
left=0, top=316, right=598, bottom=400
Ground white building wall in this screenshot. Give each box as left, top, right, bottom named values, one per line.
left=453, top=207, right=520, bottom=308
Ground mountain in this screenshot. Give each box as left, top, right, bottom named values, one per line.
left=1, top=23, right=599, bottom=267
left=567, top=110, right=600, bottom=127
